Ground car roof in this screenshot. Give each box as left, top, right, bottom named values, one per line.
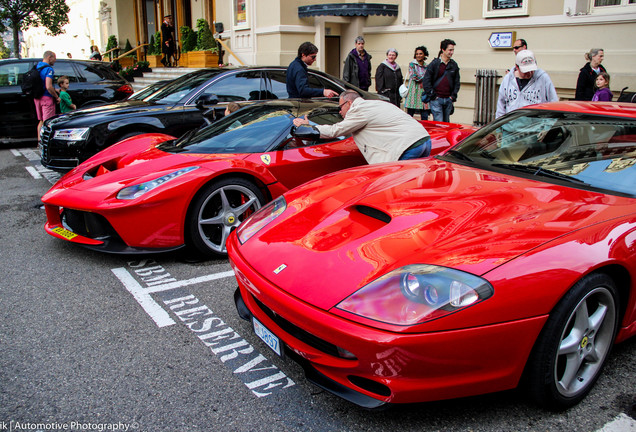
left=526, top=101, right=636, bottom=118
left=0, top=57, right=109, bottom=64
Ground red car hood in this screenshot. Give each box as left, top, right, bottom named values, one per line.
left=242, top=159, right=633, bottom=310
left=55, top=134, right=246, bottom=192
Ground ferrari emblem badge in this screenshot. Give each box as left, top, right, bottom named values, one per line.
left=273, top=264, right=287, bottom=274
left=260, top=154, right=271, bottom=165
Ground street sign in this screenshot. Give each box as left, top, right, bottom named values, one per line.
left=488, top=32, right=515, bottom=49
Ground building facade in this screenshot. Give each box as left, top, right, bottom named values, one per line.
left=22, top=0, right=636, bottom=123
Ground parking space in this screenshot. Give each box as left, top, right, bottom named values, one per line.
left=1, top=147, right=634, bottom=432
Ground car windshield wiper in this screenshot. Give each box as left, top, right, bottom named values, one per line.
left=491, top=163, right=586, bottom=184
left=445, top=149, right=474, bottom=162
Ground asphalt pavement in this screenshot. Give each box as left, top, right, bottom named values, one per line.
left=1, top=146, right=634, bottom=432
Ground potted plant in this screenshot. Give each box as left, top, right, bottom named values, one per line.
left=136, top=60, right=151, bottom=73
left=105, top=35, right=119, bottom=61
left=119, top=38, right=136, bottom=68
left=119, top=66, right=134, bottom=82
left=179, top=25, right=197, bottom=66
left=146, top=33, right=162, bottom=68
left=186, top=19, right=219, bottom=68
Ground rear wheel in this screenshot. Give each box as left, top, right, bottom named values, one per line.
left=525, top=273, right=619, bottom=410
left=187, top=178, right=265, bottom=257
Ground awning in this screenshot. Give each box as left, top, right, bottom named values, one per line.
left=298, top=3, right=399, bottom=18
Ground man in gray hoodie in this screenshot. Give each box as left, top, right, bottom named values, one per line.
left=496, top=50, right=558, bottom=118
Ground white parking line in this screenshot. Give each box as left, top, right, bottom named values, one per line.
left=145, top=270, right=236, bottom=293
left=111, top=267, right=176, bottom=328
left=598, top=413, right=636, bottom=432
left=25, top=166, right=42, bottom=179
left=111, top=268, right=236, bottom=327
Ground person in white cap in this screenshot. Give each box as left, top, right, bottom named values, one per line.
left=496, top=49, right=558, bottom=118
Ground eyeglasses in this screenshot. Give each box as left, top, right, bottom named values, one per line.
left=308, top=54, right=317, bottom=60
left=513, top=45, right=524, bottom=50
left=338, top=100, right=350, bottom=110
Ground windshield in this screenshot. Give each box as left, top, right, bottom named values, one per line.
left=129, top=81, right=169, bottom=100
left=145, top=72, right=220, bottom=104
left=441, top=110, right=636, bottom=197
left=170, top=105, right=296, bottom=154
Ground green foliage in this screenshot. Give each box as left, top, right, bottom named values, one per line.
left=180, top=26, right=197, bottom=53
left=195, top=19, right=216, bottom=52
left=119, top=66, right=134, bottom=81
left=153, top=31, right=161, bottom=54
left=148, top=35, right=156, bottom=55
left=135, top=60, right=150, bottom=71
left=124, top=38, right=133, bottom=53
left=106, top=35, right=118, bottom=52
left=0, top=0, right=70, bottom=58
left=0, top=34, right=10, bottom=59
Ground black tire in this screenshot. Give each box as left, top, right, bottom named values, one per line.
left=186, top=177, right=265, bottom=257
left=525, top=273, right=619, bottom=410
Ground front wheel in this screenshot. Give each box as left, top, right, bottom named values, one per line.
left=187, top=178, right=265, bottom=257
left=525, top=273, right=619, bottom=410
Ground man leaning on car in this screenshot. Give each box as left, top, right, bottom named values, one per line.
left=35, top=51, right=61, bottom=141
left=294, top=90, right=431, bottom=163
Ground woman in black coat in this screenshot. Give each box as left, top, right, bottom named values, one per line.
left=375, top=48, right=403, bottom=107
left=575, top=48, right=606, bottom=101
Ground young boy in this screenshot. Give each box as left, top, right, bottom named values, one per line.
left=57, top=76, right=76, bottom=113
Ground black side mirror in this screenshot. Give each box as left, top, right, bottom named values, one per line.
left=291, top=125, right=320, bottom=140
left=196, top=94, right=219, bottom=111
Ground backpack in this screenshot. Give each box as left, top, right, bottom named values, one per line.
left=21, top=64, right=46, bottom=99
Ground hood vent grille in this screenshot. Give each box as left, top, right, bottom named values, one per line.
left=355, top=205, right=391, bottom=223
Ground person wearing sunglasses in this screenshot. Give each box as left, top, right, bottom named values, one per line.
left=286, top=42, right=339, bottom=99
left=506, top=39, right=528, bottom=74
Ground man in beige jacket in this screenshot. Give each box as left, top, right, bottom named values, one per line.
left=293, top=90, right=431, bottom=164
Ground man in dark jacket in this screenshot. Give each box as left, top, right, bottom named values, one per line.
left=161, top=15, right=175, bottom=67
left=343, top=36, right=372, bottom=91
left=423, top=39, right=460, bottom=122
left=286, top=42, right=338, bottom=99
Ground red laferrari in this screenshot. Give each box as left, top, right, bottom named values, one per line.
left=228, top=102, right=636, bottom=409
left=42, top=100, right=472, bottom=256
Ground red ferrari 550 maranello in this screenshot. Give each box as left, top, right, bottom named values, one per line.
left=42, top=100, right=473, bottom=256
left=228, top=102, right=636, bottom=409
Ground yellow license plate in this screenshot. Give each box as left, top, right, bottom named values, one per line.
left=52, top=226, right=78, bottom=240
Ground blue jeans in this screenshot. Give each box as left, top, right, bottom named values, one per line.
left=430, top=97, right=453, bottom=122
left=399, top=138, right=432, bottom=160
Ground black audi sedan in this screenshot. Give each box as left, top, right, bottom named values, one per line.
left=39, top=66, right=383, bottom=171
left=0, top=58, right=133, bottom=143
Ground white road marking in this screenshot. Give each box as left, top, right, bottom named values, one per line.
left=25, top=166, right=42, bottom=179
left=111, top=268, right=236, bottom=327
left=145, top=270, right=236, bottom=293
left=111, top=267, right=176, bottom=328
left=10, top=149, right=21, bottom=156
left=598, top=413, right=636, bottom=432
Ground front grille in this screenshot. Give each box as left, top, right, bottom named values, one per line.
left=252, top=296, right=343, bottom=358
left=40, top=125, right=52, bottom=163
left=62, top=209, right=118, bottom=240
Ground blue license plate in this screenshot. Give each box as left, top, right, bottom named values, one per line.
left=253, top=317, right=282, bottom=356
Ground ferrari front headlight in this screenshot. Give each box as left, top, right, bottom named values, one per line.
left=336, top=265, right=493, bottom=326
left=116, top=166, right=199, bottom=200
